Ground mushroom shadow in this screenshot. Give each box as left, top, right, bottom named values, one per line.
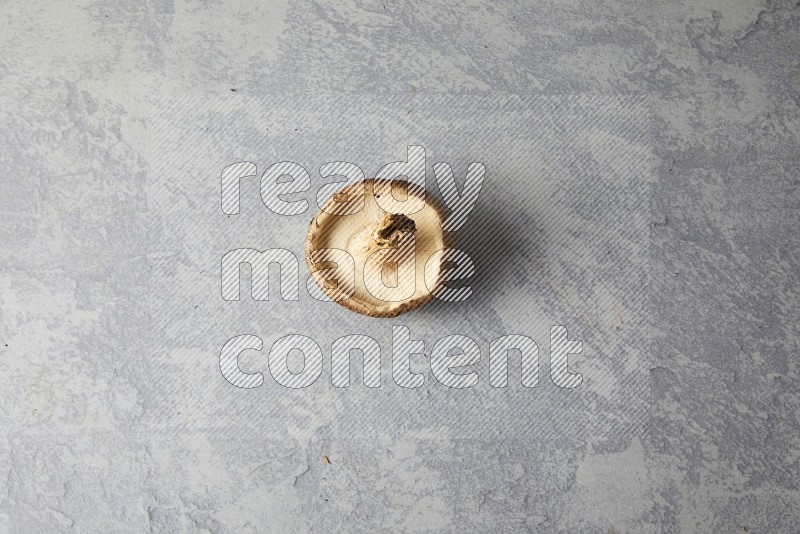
left=419, top=200, right=544, bottom=317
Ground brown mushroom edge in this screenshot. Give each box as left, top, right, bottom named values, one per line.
left=305, top=178, right=453, bottom=318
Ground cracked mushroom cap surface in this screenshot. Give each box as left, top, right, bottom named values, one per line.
left=305, top=179, right=449, bottom=317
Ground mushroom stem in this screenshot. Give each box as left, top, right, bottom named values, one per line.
left=372, top=213, right=416, bottom=248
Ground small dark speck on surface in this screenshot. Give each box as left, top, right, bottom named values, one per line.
left=652, top=215, right=669, bottom=228
left=230, top=88, right=237, bottom=92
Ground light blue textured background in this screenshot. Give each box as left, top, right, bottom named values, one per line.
left=1, top=1, right=799, bottom=532
left=153, top=92, right=650, bottom=439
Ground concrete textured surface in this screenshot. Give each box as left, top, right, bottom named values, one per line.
left=1, top=0, right=799, bottom=532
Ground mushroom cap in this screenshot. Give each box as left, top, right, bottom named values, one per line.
left=305, top=178, right=450, bottom=318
